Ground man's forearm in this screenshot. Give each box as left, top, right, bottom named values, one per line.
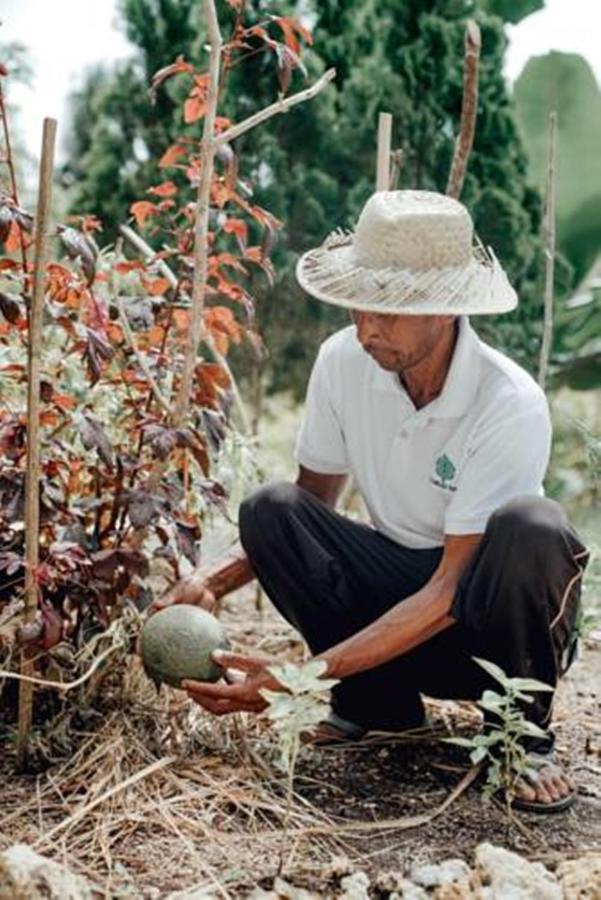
left=204, top=544, right=255, bottom=599
left=318, top=574, right=457, bottom=680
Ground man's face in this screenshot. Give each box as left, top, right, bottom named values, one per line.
left=351, top=311, right=456, bottom=373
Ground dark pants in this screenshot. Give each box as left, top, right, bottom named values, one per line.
left=239, top=483, right=590, bottom=747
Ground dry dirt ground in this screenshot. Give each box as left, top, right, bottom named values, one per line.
left=2, top=583, right=599, bottom=898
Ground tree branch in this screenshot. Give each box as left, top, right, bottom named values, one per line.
left=118, top=224, right=251, bottom=434
left=171, top=0, right=222, bottom=426
left=446, top=20, right=481, bottom=200
left=216, top=68, right=336, bottom=147
left=116, top=294, right=173, bottom=416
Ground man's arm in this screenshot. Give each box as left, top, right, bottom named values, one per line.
left=151, top=467, right=347, bottom=611
left=183, top=532, right=482, bottom=714
left=319, top=532, right=482, bottom=679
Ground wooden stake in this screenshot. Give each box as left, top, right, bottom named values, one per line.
left=171, top=0, right=223, bottom=427
left=16, top=117, right=57, bottom=769
left=538, top=111, right=557, bottom=390
left=376, top=112, right=392, bottom=191
left=446, top=20, right=481, bottom=200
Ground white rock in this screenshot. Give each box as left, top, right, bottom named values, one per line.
left=475, top=843, right=561, bottom=900
left=411, top=859, right=471, bottom=888
left=556, top=854, right=601, bottom=899
left=339, top=871, right=371, bottom=900
left=0, top=844, right=93, bottom=900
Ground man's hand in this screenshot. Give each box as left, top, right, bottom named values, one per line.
left=149, top=572, right=216, bottom=616
left=183, top=650, right=282, bottom=715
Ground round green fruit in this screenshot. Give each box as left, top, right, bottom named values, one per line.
left=141, top=604, right=229, bottom=689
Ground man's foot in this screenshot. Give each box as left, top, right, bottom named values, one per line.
left=509, top=752, right=577, bottom=813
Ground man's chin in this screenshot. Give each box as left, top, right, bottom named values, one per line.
left=369, top=352, right=402, bottom=372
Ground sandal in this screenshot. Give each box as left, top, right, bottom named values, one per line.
left=505, top=751, right=577, bottom=814
left=302, top=711, right=434, bottom=746
left=301, top=711, right=367, bottom=746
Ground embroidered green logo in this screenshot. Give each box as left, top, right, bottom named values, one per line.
left=435, top=453, right=456, bottom=487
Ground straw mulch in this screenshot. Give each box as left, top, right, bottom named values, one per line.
left=1, top=590, right=600, bottom=898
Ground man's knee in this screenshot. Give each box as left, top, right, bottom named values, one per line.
left=488, top=495, right=567, bottom=545
left=238, top=481, right=303, bottom=554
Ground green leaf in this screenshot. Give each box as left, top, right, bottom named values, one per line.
left=520, top=720, right=549, bottom=739
left=509, top=677, right=555, bottom=693
left=443, top=737, right=476, bottom=748
left=470, top=746, right=489, bottom=764
left=473, top=657, right=509, bottom=686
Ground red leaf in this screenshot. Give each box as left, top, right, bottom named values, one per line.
left=184, top=74, right=210, bottom=124
left=144, top=277, right=171, bottom=296
left=159, top=144, right=186, bottom=168
left=148, top=181, right=177, bottom=198
left=184, top=95, right=207, bottom=124
left=151, top=55, right=195, bottom=94
left=131, top=200, right=158, bottom=227
left=4, top=220, right=22, bottom=253
left=271, top=16, right=313, bottom=51
left=114, top=260, right=146, bottom=274
left=223, top=217, right=248, bottom=249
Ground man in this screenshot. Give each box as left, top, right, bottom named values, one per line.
left=154, top=190, right=589, bottom=812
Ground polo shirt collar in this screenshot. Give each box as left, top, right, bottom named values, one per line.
left=368, top=315, right=481, bottom=419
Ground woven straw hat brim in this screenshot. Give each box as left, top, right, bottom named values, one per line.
left=296, top=231, right=518, bottom=316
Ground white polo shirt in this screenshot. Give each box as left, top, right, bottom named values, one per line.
left=294, top=316, right=552, bottom=549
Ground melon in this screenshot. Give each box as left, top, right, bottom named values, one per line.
left=140, top=604, right=229, bottom=688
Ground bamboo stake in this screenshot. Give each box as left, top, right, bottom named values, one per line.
left=17, top=117, right=57, bottom=769
left=376, top=112, right=392, bottom=191
left=538, top=111, right=557, bottom=390
left=446, top=20, right=481, bottom=200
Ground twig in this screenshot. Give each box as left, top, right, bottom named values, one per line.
left=0, top=639, right=124, bottom=692
left=389, top=149, right=404, bottom=190
left=119, top=224, right=251, bottom=434
left=0, top=80, right=30, bottom=281
left=446, top=20, right=481, bottom=200
left=118, top=223, right=179, bottom=291
left=17, top=117, right=57, bottom=769
left=288, top=762, right=482, bottom=837
left=538, top=111, right=557, bottom=390
left=34, top=756, right=177, bottom=848
left=171, top=0, right=222, bottom=425
left=376, top=112, right=392, bottom=191
left=116, top=294, right=172, bottom=415
left=216, top=68, right=336, bottom=147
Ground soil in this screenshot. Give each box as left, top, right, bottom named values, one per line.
left=1, top=585, right=600, bottom=897
left=228, top=588, right=601, bottom=870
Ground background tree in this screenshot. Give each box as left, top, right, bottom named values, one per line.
left=514, top=52, right=601, bottom=283
left=63, top=0, right=562, bottom=396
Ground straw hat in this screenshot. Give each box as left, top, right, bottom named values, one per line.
left=295, top=190, right=517, bottom=315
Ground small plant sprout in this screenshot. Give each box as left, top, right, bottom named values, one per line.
left=261, top=660, right=339, bottom=775
left=260, top=659, right=338, bottom=873
left=447, top=657, right=554, bottom=804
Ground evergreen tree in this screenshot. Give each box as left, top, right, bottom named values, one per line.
left=62, top=0, right=556, bottom=393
